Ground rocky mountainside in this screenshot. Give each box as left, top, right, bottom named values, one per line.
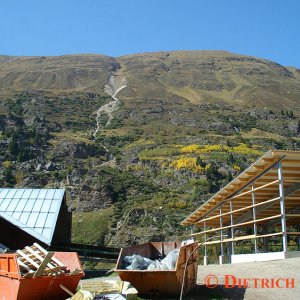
left=0, top=50, right=300, bottom=246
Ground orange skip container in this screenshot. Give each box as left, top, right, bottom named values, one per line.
left=0, top=252, right=84, bottom=300
left=115, top=242, right=198, bottom=297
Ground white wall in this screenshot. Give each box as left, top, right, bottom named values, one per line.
left=231, top=252, right=286, bottom=263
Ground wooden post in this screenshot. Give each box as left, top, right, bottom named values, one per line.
left=252, top=184, right=258, bottom=254
left=278, top=161, right=287, bottom=253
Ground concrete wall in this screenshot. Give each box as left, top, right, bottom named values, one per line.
left=232, top=252, right=285, bottom=263
left=285, top=251, right=300, bottom=259
left=231, top=251, right=300, bottom=263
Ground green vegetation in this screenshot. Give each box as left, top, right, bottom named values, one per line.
left=72, top=208, right=113, bottom=245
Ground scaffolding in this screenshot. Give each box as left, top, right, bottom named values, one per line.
left=181, top=151, right=300, bottom=264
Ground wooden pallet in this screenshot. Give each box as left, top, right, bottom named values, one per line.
left=16, top=243, right=69, bottom=278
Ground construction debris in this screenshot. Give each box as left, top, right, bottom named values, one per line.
left=79, top=279, right=138, bottom=300
left=16, top=242, right=70, bottom=277
left=0, top=243, right=84, bottom=300
left=123, top=249, right=179, bottom=271
left=115, top=241, right=198, bottom=297
left=68, top=290, right=94, bottom=300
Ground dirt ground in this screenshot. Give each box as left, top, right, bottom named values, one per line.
left=81, top=257, right=300, bottom=299
left=194, top=257, right=300, bottom=300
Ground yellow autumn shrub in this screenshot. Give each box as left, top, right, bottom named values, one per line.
left=170, top=157, right=204, bottom=172
left=181, top=144, right=201, bottom=153
left=230, top=143, right=262, bottom=155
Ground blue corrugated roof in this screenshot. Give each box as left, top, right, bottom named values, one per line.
left=0, top=188, right=65, bottom=245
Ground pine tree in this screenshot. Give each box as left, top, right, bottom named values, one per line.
left=34, top=131, right=41, bottom=145
left=8, top=137, right=18, bottom=156
left=3, top=167, right=15, bottom=186
left=297, top=121, right=300, bottom=134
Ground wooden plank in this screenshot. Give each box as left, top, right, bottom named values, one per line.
left=17, top=259, right=31, bottom=272
left=283, top=180, right=300, bottom=183
left=16, top=250, right=40, bottom=269
left=43, top=265, right=66, bottom=275
left=25, top=246, right=55, bottom=269
left=33, top=243, right=64, bottom=267
left=192, top=214, right=282, bottom=235
left=59, top=284, right=74, bottom=297
left=202, top=234, right=256, bottom=245
left=34, top=252, right=54, bottom=277
left=23, top=271, right=35, bottom=278
left=196, top=197, right=280, bottom=224
left=201, top=232, right=283, bottom=245
left=181, top=156, right=286, bottom=226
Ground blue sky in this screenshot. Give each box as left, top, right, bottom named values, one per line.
left=1, top=0, right=300, bottom=67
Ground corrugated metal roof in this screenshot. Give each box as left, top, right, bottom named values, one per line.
left=0, top=188, right=65, bottom=245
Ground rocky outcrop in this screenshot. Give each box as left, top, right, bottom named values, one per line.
left=78, top=182, right=114, bottom=211
left=53, top=141, right=107, bottom=159
left=106, top=226, right=164, bottom=247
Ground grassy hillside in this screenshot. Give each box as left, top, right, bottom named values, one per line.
left=0, top=50, right=300, bottom=246
left=1, top=51, right=300, bottom=110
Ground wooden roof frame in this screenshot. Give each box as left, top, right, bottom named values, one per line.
left=181, top=150, right=300, bottom=227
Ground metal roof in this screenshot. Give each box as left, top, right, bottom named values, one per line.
left=181, top=150, right=300, bottom=226
left=0, top=188, right=65, bottom=245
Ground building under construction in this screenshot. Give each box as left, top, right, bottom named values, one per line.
left=182, top=150, right=300, bottom=264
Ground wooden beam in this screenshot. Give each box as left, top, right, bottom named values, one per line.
left=255, top=165, right=265, bottom=170
left=245, top=172, right=256, bottom=176
left=196, top=197, right=280, bottom=224
left=234, top=181, right=300, bottom=224
left=262, top=158, right=276, bottom=163
left=201, top=232, right=283, bottom=245
left=59, top=284, right=75, bottom=297
left=191, top=214, right=281, bottom=236
left=226, top=180, right=279, bottom=201
left=238, top=178, right=249, bottom=182
left=34, top=252, right=54, bottom=277
left=17, top=250, right=40, bottom=269
left=33, top=243, right=64, bottom=267
left=182, top=156, right=284, bottom=226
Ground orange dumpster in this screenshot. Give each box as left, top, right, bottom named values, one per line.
left=115, top=241, right=198, bottom=297
left=0, top=251, right=84, bottom=300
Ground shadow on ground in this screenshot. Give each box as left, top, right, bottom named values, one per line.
left=140, top=284, right=246, bottom=300
left=185, top=284, right=246, bottom=300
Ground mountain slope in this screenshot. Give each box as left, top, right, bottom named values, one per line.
left=1, top=51, right=300, bottom=109
left=0, top=54, right=117, bottom=95
left=0, top=50, right=299, bottom=247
